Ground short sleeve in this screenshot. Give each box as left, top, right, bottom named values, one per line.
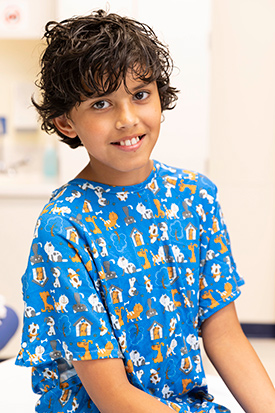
left=197, top=177, right=244, bottom=327
left=16, top=211, right=122, bottom=368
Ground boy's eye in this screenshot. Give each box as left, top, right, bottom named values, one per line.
left=134, top=91, right=149, bottom=101
left=92, top=100, right=110, bottom=110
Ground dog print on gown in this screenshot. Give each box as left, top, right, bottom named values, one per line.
left=16, top=161, right=244, bottom=412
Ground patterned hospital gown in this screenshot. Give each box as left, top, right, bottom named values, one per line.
left=16, top=161, right=244, bottom=412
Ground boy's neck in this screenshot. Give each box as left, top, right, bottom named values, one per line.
left=75, top=160, right=154, bottom=187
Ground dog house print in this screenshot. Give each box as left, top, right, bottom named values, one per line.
left=185, top=223, right=197, bottom=241
left=83, top=199, right=93, bottom=213
left=148, top=321, right=163, bottom=340
left=180, top=355, right=193, bottom=375
left=32, top=267, right=48, bottom=286
left=109, top=285, right=123, bottom=305
left=147, top=177, right=160, bottom=195
left=130, top=228, right=144, bottom=247
left=65, top=226, right=80, bottom=244
left=73, top=317, right=93, bottom=337
left=167, top=266, right=179, bottom=285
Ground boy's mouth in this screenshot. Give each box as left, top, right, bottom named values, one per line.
left=112, top=134, right=145, bottom=147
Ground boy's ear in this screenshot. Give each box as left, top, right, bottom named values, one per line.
left=53, top=115, right=77, bottom=138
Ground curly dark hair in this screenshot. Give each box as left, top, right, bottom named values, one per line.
left=33, top=9, right=179, bottom=148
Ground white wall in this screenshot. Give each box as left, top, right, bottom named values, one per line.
left=209, top=0, right=275, bottom=323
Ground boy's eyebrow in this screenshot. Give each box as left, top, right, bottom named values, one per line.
left=85, top=81, right=152, bottom=101
left=131, top=81, right=151, bottom=91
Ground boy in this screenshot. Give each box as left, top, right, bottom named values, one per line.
left=16, top=9, right=275, bottom=413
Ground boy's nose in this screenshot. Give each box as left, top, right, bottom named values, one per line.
left=115, top=103, right=139, bottom=129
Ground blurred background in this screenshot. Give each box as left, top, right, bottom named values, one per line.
left=0, top=0, right=274, bottom=383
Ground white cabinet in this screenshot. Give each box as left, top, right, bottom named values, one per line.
left=57, top=0, right=136, bottom=21
left=0, top=0, right=56, bottom=39
left=136, top=0, right=211, bottom=172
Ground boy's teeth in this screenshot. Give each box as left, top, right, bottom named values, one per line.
left=120, top=136, right=140, bottom=146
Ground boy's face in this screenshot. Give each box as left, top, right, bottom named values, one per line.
left=55, top=72, right=162, bottom=186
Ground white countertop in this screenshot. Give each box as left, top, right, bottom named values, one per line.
left=0, top=175, right=60, bottom=198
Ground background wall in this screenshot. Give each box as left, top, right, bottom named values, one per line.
left=0, top=0, right=275, bottom=360
left=209, top=0, right=275, bottom=324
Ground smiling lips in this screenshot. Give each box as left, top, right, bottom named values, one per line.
left=112, top=134, right=145, bottom=147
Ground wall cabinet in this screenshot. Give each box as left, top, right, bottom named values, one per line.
left=0, top=0, right=55, bottom=39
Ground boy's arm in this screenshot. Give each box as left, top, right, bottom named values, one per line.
left=201, top=302, right=275, bottom=412
left=72, top=358, right=172, bottom=413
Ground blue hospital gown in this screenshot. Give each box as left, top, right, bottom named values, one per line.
left=16, top=161, right=244, bottom=412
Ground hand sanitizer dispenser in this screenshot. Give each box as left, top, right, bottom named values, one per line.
left=0, top=117, right=7, bottom=171
left=43, top=137, right=59, bottom=179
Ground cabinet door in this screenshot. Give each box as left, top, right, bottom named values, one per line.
left=57, top=0, right=136, bottom=21
left=0, top=0, right=55, bottom=39
left=137, top=0, right=211, bottom=172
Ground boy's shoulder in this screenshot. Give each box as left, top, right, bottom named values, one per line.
left=155, top=160, right=217, bottom=195
left=38, top=179, right=90, bottom=222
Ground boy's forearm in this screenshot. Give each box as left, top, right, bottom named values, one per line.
left=97, top=382, right=173, bottom=413
left=202, top=303, right=275, bottom=412
left=72, top=358, right=172, bottom=413
left=206, top=333, right=275, bottom=412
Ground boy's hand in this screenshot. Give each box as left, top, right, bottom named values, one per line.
left=201, top=302, right=275, bottom=412
left=72, top=357, right=173, bottom=413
